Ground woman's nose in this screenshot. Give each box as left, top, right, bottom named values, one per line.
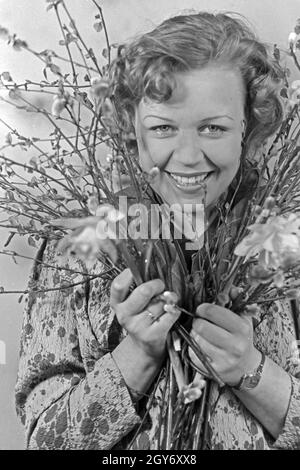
left=173, top=132, right=205, bottom=166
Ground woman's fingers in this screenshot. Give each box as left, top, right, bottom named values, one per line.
left=196, top=303, right=245, bottom=334
left=192, top=318, right=232, bottom=349
left=122, top=279, right=165, bottom=317
left=111, top=270, right=165, bottom=316
left=149, top=304, right=181, bottom=329
left=188, top=333, right=221, bottom=376
left=110, top=268, right=134, bottom=306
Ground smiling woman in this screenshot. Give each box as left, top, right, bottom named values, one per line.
left=15, top=10, right=300, bottom=451
left=109, top=12, right=283, bottom=217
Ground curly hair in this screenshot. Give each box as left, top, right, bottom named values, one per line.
left=108, top=11, right=284, bottom=157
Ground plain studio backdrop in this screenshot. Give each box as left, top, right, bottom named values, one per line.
left=0, top=0, right=298, bottom=450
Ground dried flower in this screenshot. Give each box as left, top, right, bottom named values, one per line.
left=288, top=31, right=299, bottom=52
left=163, top=304, right=179, bottom=314
left=147, top=166, right=160, bottom=183
left=235, top=214, right=300, bottom=269
left=229, top=286, right=243, bottom=300
left=264, top=196, right=276, bottom=210
left=180, top=374, right=206, bottom=404
left=244, top=303, right=261, bottom=317
left=51, top=205, right=125, bottom=262
left=58, top=225, right=105, bottom=259
left=162, top=290, right=179, bottom=305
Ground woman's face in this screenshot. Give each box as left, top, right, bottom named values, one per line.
left=134, top=66, right=246, bottom=211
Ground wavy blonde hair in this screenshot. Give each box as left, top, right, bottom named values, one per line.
left=108, top=12, right=283, bottom=158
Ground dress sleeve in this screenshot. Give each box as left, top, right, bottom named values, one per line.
left=15, top=239, right=141, bottom=450
left=259, top=299, right=300, bottom=449
left=272, top=375, right=300, bottom=449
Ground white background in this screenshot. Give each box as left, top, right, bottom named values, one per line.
left=0, top=0, right=299, bottom=450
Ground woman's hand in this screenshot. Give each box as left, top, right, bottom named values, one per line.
left=189, top=303, right=261, bottom=386
left=110, top=268, right=180, bottom=362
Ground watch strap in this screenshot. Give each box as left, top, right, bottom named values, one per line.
left=232, top=352, right=265, bottom=391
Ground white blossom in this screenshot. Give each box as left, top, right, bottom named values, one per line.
left=288, top=31, right=299, bottom=52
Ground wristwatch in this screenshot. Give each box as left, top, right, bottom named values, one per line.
left=232, top=352, right=266, bottom=391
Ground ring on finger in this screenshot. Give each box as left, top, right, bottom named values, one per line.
left=145, top=309, right=159, bottom=323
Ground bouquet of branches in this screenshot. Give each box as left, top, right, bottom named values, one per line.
left=1, top=1, right=300, bottom=450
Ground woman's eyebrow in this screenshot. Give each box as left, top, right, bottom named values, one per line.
left=143, top=115, right=175, bottom=122
left=142, top=114, right=234, bottom=122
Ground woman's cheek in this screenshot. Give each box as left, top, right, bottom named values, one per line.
left=136, top=137, right=154, bottom=171
left=139, top=139, right=169, bottom=171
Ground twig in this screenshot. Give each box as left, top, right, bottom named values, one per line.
left=91, top=0, right=111, bottom=64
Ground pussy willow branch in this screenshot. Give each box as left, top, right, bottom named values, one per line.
left=0, top=250, right=93, bottom=276
left=0, top=203, right=53, bottom=225
left=0, top=273, right=111, bottom=295
left=73, top=40, right=92, bottom=80
left=266, top=106, right=298, bottom=158
left=1, top=184, right=66, bottom=217
left=1, top=173, right=65, bottom=216
left=1, top=183, right=62, bottom=219
left=11, top=93, right=83, bottom=161
left=9, top=100, right=88, bottom=207
left=18, top=39, right=98, bottom=73
left=54, top=4, right=77, bottom=84
left=90, top=113, right=106, bottom=202
left=60, top=0, right=102, bottom=76
left=48, top=53, right=98, bottom=73
left=0, top=80, right=91, bottom=91
left=0, top=84, right=56, bottom=96
left=0, top=226, right=51, bottom=240
left=66, top=105, right=116, bottom=204
left=0, top=155, right=78, bottom=201
left=91, top=0, right=111, bottom=65
left=0, top=95, right=92, bottom=196
left=54, top=3, right=82, bottom=150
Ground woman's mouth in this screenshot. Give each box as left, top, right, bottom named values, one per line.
left=166, top=171, right=214, bottom=188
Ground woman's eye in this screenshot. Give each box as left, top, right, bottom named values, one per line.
left=200, top=125, right=225, bottom=135
left=150, top=125, right=174, bottom=135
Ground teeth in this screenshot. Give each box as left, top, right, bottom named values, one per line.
left=169, top=172, right=210, bottom=185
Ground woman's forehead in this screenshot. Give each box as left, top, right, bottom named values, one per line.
left=138, top=67, right=245, bottom=120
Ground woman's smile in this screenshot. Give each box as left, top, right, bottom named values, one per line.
left=165, top=170, right=215, bottom=193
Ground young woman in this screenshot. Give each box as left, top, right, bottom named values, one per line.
left=15, top=12, right=300, bottom=450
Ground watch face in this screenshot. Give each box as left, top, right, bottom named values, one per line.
left=243, top=374, right=259, bottom=389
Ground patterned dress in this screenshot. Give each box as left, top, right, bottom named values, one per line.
left=15, top=238, right=300, bottom=449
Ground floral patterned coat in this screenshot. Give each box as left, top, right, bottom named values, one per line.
left=15, top=238, right=300, bottom=450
